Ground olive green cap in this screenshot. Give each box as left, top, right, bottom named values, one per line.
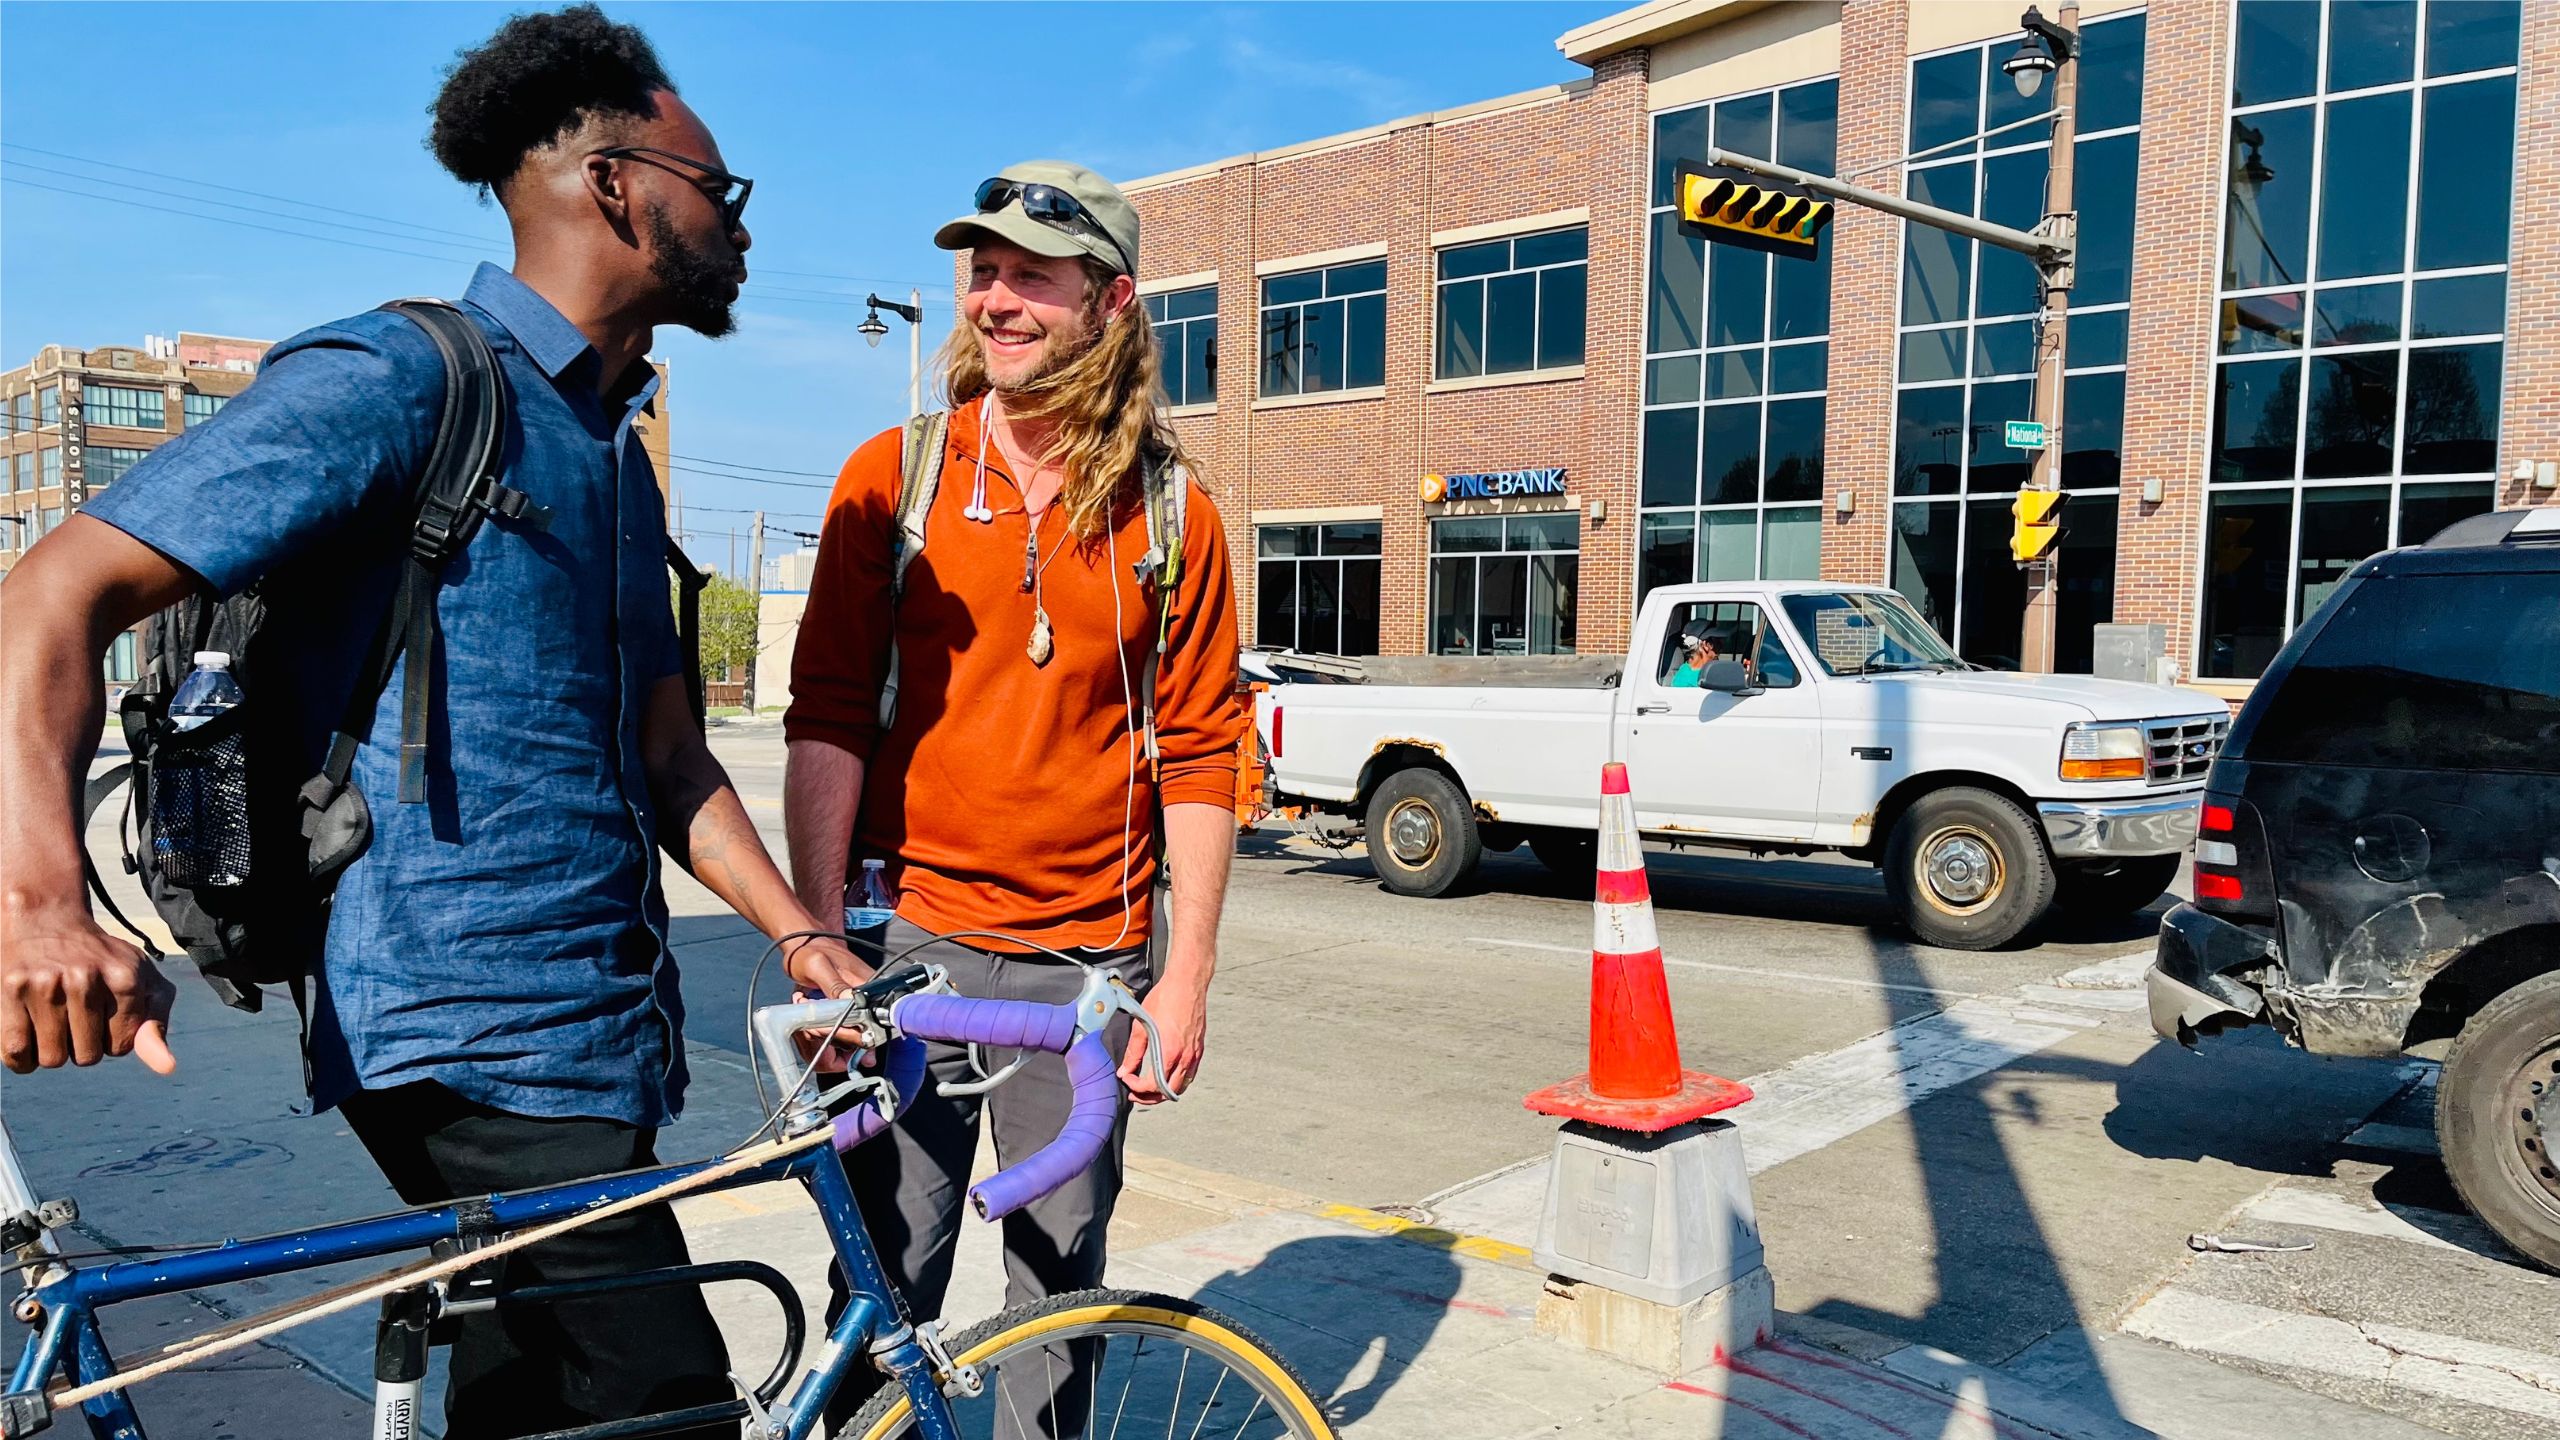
left=934, top=159, right=1139, bottom=276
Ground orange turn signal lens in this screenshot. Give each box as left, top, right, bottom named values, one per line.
left=2059, top=757, right=2147, bottom=781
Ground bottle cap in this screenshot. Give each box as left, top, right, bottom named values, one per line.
left=862, top=858, right=885, bottom=871
left=193, top=651, right=232, bottom=668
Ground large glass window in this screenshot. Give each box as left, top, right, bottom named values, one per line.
left=1429, top=513, right=1579, bottom=655
left=105, top=632, right=140, bottom=686
left=1437, top=227, right=1588, bottom=380
left=86, top=384, right=166, bottom=431
left=88, top=447, right=149, bottom=490
left=1890, top=14, right=2145, bottom=673
left=1260, top=260, right=1387, bottom=398
left=38, top=388, right=58, bottom=426
left=38, top=447, right=60, bottom=489
left=1641, top=77, right=1838, bottom=602
left=10, top=453, right=28, bottom=492
left=181, top=391, right=230, bottom=427
left=9, top=391, right=29, bottom=426
left=1144, top=286, right=1217, bottom=408
left=1255, top=521, right=1382, bottom=655
left=2204, top=0, right=2515, bottom=678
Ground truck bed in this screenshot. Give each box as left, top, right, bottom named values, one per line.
left=1252, top=651, right=1623, bottom=690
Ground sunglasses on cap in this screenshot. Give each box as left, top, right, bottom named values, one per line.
left=595, top=145, right=754, bottom=232
left=974, top=177, right=1133, bottom=276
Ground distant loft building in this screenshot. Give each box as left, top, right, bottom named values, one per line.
left=2, top=333, right=271, bottom=681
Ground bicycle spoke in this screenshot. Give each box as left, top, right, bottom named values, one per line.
left=1108, top=1335, right=1142, bottom=1440
left=1227, top=1392, right=1268, bottom=1440
left=1165, top=1346, right=1189, bottom=1440
left=1089, top=1335, right=1104, bottom=1440
left=1182, top=1366, right=1229, bottom=1440
left=1002, top=1355, right=1035, bottom=1440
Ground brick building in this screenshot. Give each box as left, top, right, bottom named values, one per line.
left=0, top=333, right=268, bottom=681
left=1103, top=0, right=2555, bottom=702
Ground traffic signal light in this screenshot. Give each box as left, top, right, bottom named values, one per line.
left=1675, top=163, right=1834, bottom=261
left=2012, top=488, right=2065, bottom=564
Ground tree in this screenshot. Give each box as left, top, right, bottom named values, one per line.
left=673, top=570, right=761, bottom=685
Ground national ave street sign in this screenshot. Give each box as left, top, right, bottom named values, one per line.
left=2004, top=420, right=2049, bottom=450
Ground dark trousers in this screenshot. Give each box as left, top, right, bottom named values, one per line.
left=824, top=921, right=1150, bottom=1426
left=341, top=1082, right=734, bottom=1440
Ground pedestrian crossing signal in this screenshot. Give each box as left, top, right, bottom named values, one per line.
left=2012, top=488, right=2065, bottom=564
left=1676, top=162, right=1833, bottom=261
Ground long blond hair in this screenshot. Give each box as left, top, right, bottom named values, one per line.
left=938, top=258, right=1198, bottom=541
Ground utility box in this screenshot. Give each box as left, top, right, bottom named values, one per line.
left=2093, top=622, right=2171, bottom=685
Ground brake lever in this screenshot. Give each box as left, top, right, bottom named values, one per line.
left=1076, top=968, right=1177, bottom=1103
left=937, top=1044, right=1034, bottom=1098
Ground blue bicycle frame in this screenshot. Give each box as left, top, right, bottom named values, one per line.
left=4, top=1115, right=952, bottom=1440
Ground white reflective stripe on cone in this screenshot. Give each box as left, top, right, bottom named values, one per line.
left=1594, top=898, right=1661, bottom=956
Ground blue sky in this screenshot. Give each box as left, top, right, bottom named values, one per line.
left=1, top=1, right=1607, bottom=570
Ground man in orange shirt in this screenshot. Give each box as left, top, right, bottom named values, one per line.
left=783, top=161, right=1241, bottom=1411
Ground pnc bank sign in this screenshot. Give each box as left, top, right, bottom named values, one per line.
left=1420, top=466, right=1568, bottom=503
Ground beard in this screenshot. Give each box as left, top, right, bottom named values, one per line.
left=984, top=298, right=1107, bottom=393
left=645, top=207, right=740, bottom=340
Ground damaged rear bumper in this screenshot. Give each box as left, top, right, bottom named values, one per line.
left=2148, top=902, right=2278, bottom=1045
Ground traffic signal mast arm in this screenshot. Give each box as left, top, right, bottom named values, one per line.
left=1701, top=145, right=2074, bottom=267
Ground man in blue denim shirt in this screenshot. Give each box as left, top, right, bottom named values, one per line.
left=0, top=10, right=866, bottom=1435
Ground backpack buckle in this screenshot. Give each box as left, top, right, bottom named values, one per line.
left=488, top=483, right=552, bottom=532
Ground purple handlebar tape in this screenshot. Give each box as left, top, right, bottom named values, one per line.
left=968, top=1032, right=1119, bottom=1221
left=891, top=994, right=1080, bottom=1054
left=829, top=1036, right=929, bottom=1153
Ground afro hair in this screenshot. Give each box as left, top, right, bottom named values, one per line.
left=429, top=4, right=676, bottom=198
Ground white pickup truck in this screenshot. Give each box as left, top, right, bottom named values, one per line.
left=1252, top=581, right=2228, bottom=950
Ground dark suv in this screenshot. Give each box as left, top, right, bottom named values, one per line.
left=2150, top=507, right=2560, bottom=1266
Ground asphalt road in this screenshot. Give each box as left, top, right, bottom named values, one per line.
left=29, top=719, right=2553, bottom=1438
left=685, top=721, right=2560, bottom=1439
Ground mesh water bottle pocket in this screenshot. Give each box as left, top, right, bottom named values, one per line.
left=151, top=730, right=254, bottom=890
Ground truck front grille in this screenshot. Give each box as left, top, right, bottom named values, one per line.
left=2145, top=714, right=2228, bottom=786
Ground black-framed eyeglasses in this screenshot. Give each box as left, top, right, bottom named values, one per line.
left=594, top=145, right=753, bottom=231
left=974, top=177, right=1132, bottom=275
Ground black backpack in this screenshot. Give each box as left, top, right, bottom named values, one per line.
left=85, top=299, right=710, bottom=1012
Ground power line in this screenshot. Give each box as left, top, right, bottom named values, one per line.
left=7, top=158, right=489, bottom=254
left=0, top=141, right=504, bottom=246
left=670, top=452, right=837, bottom=478
left=3, top=140, right=944, bottom=294
left=664, top=463, right=831, bottom=491
left=2, top=175, right=475, bottom=267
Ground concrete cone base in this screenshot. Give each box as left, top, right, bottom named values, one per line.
left=1536, top=1266, right=1777, bottom=1374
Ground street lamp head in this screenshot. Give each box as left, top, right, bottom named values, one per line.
left=2003, top=34, right=2056, bottom=97
left=857, top=308, right=889, bottom=348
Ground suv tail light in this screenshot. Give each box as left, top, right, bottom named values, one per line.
left=2194, top=802, right=2245, bottom=903
left=1271, top=705, right=1284, bottom=759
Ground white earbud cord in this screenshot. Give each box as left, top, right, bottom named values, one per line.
left=966, top=393, right=996, bottom=522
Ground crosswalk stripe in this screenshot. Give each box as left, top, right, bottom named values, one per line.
left=2120, top=1288, right=2560, bottom=1422
left=2236, top=1185, right=2510, bottom=1260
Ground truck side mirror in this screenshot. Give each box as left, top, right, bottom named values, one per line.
left=1700, top=658, right=1757, bottom=694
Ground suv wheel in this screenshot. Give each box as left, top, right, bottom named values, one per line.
left=2439, top=970, right=2560, bottom=1271
left=1884, top=787, right=2057, bottom=950
left=1363, top=768, right=1481, bottom=898
left=2054, top=854, right=2181, bottom=921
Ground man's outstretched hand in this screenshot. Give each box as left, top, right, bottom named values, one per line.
left=1121, top=970, right=1205, bottom=1107
left=2, top=910, right=177, bottom=1075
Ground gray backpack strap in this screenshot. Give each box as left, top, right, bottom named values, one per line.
left=880, top=410, right=949, bottom=730
left=1135, top=458, right=1190, bottom=778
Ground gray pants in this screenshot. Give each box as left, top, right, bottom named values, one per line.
left=827, top=919, right=1151, bottom=1423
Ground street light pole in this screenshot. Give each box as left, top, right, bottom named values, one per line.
left=860, top=293, right=927, bottom=418
left=2019, top=0, right=2079, bottom=674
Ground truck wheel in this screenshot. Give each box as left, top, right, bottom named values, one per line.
left=1884, top=787, right=2056, bottom=950
left=2438, top=970, right=2560, bottom=1272
left=1528, top=828, right=1598, bottom=884
left=1363, top=768, right=1481, bottom=898
left=2054, top=855, right=2181, bottom=921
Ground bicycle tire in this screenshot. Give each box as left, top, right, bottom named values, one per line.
left=839, top=1287, right=1336, bottom=1440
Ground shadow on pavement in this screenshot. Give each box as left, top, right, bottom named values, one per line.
left=1188, top=1233, right=1459, bottom=1425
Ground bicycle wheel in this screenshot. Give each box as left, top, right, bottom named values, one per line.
left=839, top=1288, right=1335, bottom=1440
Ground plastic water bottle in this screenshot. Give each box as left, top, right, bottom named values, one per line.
left=844, top=858, right=897, bottom=933
left=155, top=651, right=252, bottom=888
left=168, top=651, right=244, bottom=729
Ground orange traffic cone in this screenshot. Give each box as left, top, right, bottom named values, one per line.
left=1524, top=761, right=1754, bottom=1132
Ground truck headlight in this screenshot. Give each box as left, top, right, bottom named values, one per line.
left=2060, top=724, right=2147, bottom=781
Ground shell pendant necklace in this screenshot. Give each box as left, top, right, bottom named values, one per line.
left=993, top=410, right=1066, bottom=668
left=1021, top=507, right=1067, bottom=667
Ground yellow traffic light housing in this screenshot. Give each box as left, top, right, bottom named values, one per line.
left=1675, top=162, right=1833, bottom=261
left=2011, top=488, right=2065, bottom=564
